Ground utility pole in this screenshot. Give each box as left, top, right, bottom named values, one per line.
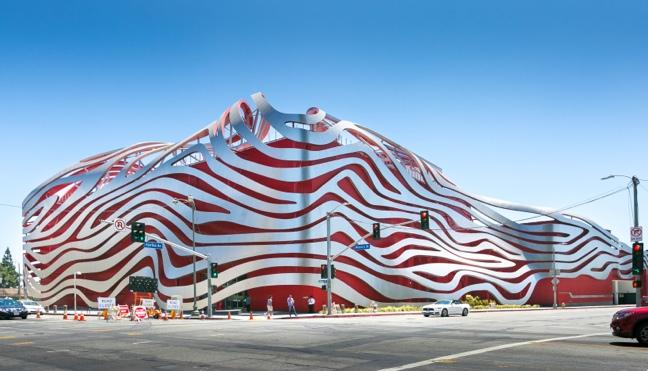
left=632, top=176, right=641, bottom=307
left=602, top=174, right=643, bottom=307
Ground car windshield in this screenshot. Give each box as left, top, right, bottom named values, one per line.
left=0, top=299, right=18, bottom=306
left=435, top=300, right=450, bottom=305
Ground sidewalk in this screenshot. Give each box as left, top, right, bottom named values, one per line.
left=232, top=304, right=635, bottom=320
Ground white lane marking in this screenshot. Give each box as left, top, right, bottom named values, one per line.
left=378, top=332, right=609, bottom=371
left=132, top=340, right=153, bottom=345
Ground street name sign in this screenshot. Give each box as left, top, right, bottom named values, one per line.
left=143, top=240, right=163, bottom=249
left=631, top=226, right=643, bottom=242
left=97, top=297, right=116, bottom=309
left=353, top=243, right=371, bottom=251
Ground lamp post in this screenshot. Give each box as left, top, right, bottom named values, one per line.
left=326, top=202, right=350, bottom=315
left=602, top=174, right=641, bottom=307
left=73, top=271, right=81, bottom=315
left=173, top=195, right=199, bottom=315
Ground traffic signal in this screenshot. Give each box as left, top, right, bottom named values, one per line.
left=372, top=223, right=381, bottom=239
left=210, top=262, right=218, bottom=278
left=632, top=242, right=644, bottom=275
left=320, top=264, right=336, bottom=279
left=420, top=210, right=429, bottom=230
left=131, top=222, right=146, bottom=242
left=633, top=278, right=642, bottom=288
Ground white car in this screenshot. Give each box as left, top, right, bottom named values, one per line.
left=19, top=300, right=45, bottom=314
left=422, top=300, right=470, bottom=317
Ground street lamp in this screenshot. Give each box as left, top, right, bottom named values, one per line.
left=172, top=195, right=199, bottom=315
left=73, top=271, right=81, bottom=315
left=326, top=202, right=350, bottom=315
left=602, top=174, right=642, bottom=307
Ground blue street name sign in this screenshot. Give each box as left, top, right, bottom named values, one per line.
left=143, top=240, right=163, bottom=249
left=353, top=243, right=371, bottom=251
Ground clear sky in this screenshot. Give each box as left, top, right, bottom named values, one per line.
left=1, top=1, right=647, bottom=269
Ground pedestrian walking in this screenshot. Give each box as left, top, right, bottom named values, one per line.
left=243, top=295, right=251, bottom=312
left=307, top=295, right=316, bottom=313
left=287, top=294, right=298, bottom=317
left=265, top=296, right=273, bottom=318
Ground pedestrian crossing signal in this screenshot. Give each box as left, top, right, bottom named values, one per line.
left=372, top=223, right=380, bottom=239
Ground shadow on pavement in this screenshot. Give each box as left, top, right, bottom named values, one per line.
left=608, top=341, right=646, bottom=348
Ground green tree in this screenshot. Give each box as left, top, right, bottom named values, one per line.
left=0, top=247, right=19, bottom=288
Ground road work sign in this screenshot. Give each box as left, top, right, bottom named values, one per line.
left=141, top=298, right=155, bottom=308
left=134, top=306, right=148, bottom=319
left=166, top=299, right=181, bottom=310
left=97, top=297, right=116, bottom=309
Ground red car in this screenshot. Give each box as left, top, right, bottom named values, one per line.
left=610, top=306, right=648, bottom=345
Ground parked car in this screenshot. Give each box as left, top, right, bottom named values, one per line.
left=422, top=300, right=470, bottom=317
left=0, top=298, right=28, bottom=320
left=19, top=299, right=45, bottom=314
left=610, top=306, right=648, bottom=345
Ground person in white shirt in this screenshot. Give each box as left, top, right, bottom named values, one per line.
left=265, top=296, right=273, bottom=318
left=307, top=296, right=316, bottom=313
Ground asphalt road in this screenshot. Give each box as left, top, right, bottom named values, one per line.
left=0, top=307, right=646, bottom=370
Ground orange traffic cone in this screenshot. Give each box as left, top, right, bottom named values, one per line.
left=102, top=309, right=109, bottom=321
left=162, top=312, right=168, bottom=321
left=79, top=313, right=86, bottom=321
left=73, top=313, right=79, bottom=321
left=63, top=312, right=68, bottom=320
left=227, top=311, right=231, bottom=320
left=249, top=311, right=253, bottom=320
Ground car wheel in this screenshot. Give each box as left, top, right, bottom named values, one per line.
left=462, top=308, right=469, bottom=317
left=21, top=314, right=27, bottom=320
left=441, top=309, right=448, bottom=317
left=423, top=314, right=429, bottom=317
left=636, top=323, right=648, bottom=345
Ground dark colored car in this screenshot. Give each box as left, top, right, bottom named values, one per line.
left=0, top=298, right=28, bottom=320
left=610, top=306, right=648, bottom=345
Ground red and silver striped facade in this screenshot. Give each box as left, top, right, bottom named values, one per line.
left=22, top=93, right=632, bottom=311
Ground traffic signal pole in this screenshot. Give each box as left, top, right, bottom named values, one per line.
left=632, top=176, right=641, bottom=307
left=101, top=220, right=214, bottom=318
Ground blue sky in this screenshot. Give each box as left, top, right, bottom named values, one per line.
left=1, top=1, right=647, bottom=268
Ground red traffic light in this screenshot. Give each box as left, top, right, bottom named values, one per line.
left=633, top=279, right=642, bottom=288
left=633, top=243, right=641, bottom=252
